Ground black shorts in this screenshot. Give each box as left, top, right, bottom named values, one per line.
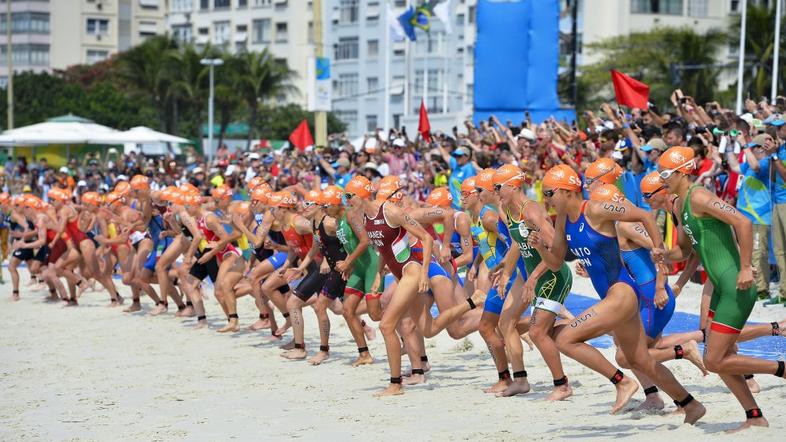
left=12, top=248, right=34, bottom=261
left=321, top=270, right=347, bottom=300
left=189, top=250, right=219, bottom=283
left=294, top=261, right=327, bottom=301
left=276, top=283, right=290, bottom=294
left=33, top=245, right=50, bottom=263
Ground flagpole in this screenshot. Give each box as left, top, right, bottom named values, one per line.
left=442, top=31, right=448, bottom=114
left=383, top=0, right=391, bottom=133
left=424, top=33, right=429, bottom=110
left=735, top=0, right=748, bottom=114
left=772, top=0, right=782, bottom=102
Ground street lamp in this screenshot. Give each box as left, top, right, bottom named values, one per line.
left=200, top=58, right=224, bottom=164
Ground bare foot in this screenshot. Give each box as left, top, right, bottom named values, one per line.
left=483, top=378, right=511, bottom=394
left=180, top=306, right=195, bottom=317
left=402, top=373, right=425, bottom=385
left=351, top=353, right=374, bottom=367
left=274, top=317, right=292, bottom=336
left=520, top=333, right=535, bottom=351
left=264, top=333, right=283, bottom=343
left=279, top=339, right=296, bottom=350
left=363, top=322, right=377, bottom=341
left=194, top=319, right=209, bottom=330
left=217, top=319, right=239, bottom=333
left=281, top=348, right=307, bottom=360
left=76, top=280, right=89, bottom=298
left=308, top=351, right=329, bottom=365
left=249, top=318, right=271, bottom=331
left=633, top=393, right=664, bottom=411
left=610, top=377, right=639, bottom=414
left=725, top=417, right=768, bottom=433
left=682, top=340, right=709, bottom=376
left=150, top=304, right=167, bottom=316
left=374, top=383, right=404, bottom=397
left=123, top=303, right=142, bottom=313
left=11, top=292, right=20, bottom=301
left=545, top=384, right=573, bottom=401
left=64, top=299, right=78, bottom=307
left=683, top=400, right=706, bottom=425
left=496, top=378, right=531, bottom=397
left=747, top=377, right=761, bottom=393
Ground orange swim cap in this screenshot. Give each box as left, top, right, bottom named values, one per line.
left=130, top=175, right=150, bottom=190
left=640, top=171, right=666, bottom=197
left=585, top=158, right=622, bottom=185
left=179, top=183, right=200, bottom=196
left=251, top=185, right=271, bottom=204
left=304, top=190, right=321, bottom=204
left=657, top=146, right=695, bottom=174
left=248, top=176, right=266, bottom=191
left=321, top=185, right=343, bottom=206
left=114, top=181, right=131, bottom=196
left=543, top=165, right=582, bottom=192
left=589, top=184, right=625, bottom=204
left=460, top=177, right=477, bottom=194
left=493, top=164, right=526, bottom=188
left=345, top=175, right=373, bottom=200
left=81, top=192, right=101, bottom=206
left=270, top=191, right=297, bottom=209
left=475, top=168, right=496, bottom=192
left=426, top=187, right=453, bottom=208
left=211, top=185, right=233, bottom=200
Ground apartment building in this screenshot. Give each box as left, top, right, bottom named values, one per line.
left=326, top=0, right=475, bottom=136
left=0, top=0, right=166, bottom=86
left=167, top=0, right=313, bottom=106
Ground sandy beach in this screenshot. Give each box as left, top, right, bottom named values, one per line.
left=0, top=267, right=784, bottom=441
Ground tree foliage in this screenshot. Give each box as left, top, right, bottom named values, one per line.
left=580, top=26, right=726, bottom=110
left=0, top=35, right=344, bottom=140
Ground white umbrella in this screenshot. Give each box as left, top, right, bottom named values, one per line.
left=88, top=126, right=190, bottom=145
left=0, top=115, right=118, bottom=146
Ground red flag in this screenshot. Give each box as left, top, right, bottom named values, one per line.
left=288, top=119, right=314, bottom=152
left=418, top=100, right=431, bottom=142
left=610, top=70, right=649, bottom=109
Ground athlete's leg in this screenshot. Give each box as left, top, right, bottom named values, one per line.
left=216, top=255, right=245, bottom=333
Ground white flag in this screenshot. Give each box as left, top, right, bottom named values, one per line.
left=433, top=0, right=453, bottom=34
left=388, top=4, right=406, bottom=42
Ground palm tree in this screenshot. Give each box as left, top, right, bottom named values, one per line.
left=232, top=49, right=296, bottom=149
left=116, top=36, right=178, bottom=131
left=728, top=3, right=786, bottom=100
left=166, top=44, right=217, bottom=140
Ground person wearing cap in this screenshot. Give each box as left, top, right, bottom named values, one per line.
left=437, top=144, right=477, bottom=210
left=343, top=175, right=487, bottom=396
left=494, top=164, right=575, bottom=400
left=724, top=134, right=777, bottom=298
left=381, top=138, right=417, bottom=177
left=320, top=157, right=353, bottom=188
left=769, top=116, right=786, bottom=303
left=658, top=146, right=786, bottom=430
left=635, top=137, right=667, bottom=175
left=536, top=164, right=705, bottom=421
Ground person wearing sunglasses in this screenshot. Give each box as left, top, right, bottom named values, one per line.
left=458, top=174, right=521, bottom=394
left=493, top=163, right=574, bottom=401
left=659, top=146, right=786, bottom=431
left=344, top=175, right=486, bottom=397
left=274, top=190, right=329, bottom=361
left=322, top=185, right=382, bottom=368
left=535, top=164, right=705, bottom=422
left=590, top=183, right=710, bottom=412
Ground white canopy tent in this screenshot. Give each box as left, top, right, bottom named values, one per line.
left=0, top=116, right=191, bottom=156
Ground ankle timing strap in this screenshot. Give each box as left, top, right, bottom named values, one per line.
left=772, top=322, right=781, bottom=336
left=228, top=313, right=238, bottom=320
left=294, top=343, right=304, bottom=349
left=411, top=368, right=424, bottom=375
left=358, top=346, right=368, bottom=354
left=197, top=315, right=207, bottom=321
left=746, top=408, right=763, bottom=419
left=259, top=313, right=269, bottom=319
left=674, top=345, right=684, bottom=359
left=466, top=297, right=477, bottom=310
left=644, top=386, right=659, bottom=396
left=609, top=369, right=624, bottom=384
left=420, top=355, right=429, bottom=362
left=319, top=345, right=329, bottom=352
left=744, top=374, right=754, bottom=380
left=673, top=394, right=694, bottom=408
left=776, top=361, right=785, bottom=378
left=498, top=369, right=511, bottom=380
left=513, top=370, right=527, bottom=379
left=553, top=376, right=568, bottom=387
left=390, top=377, right=402, bottom=384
